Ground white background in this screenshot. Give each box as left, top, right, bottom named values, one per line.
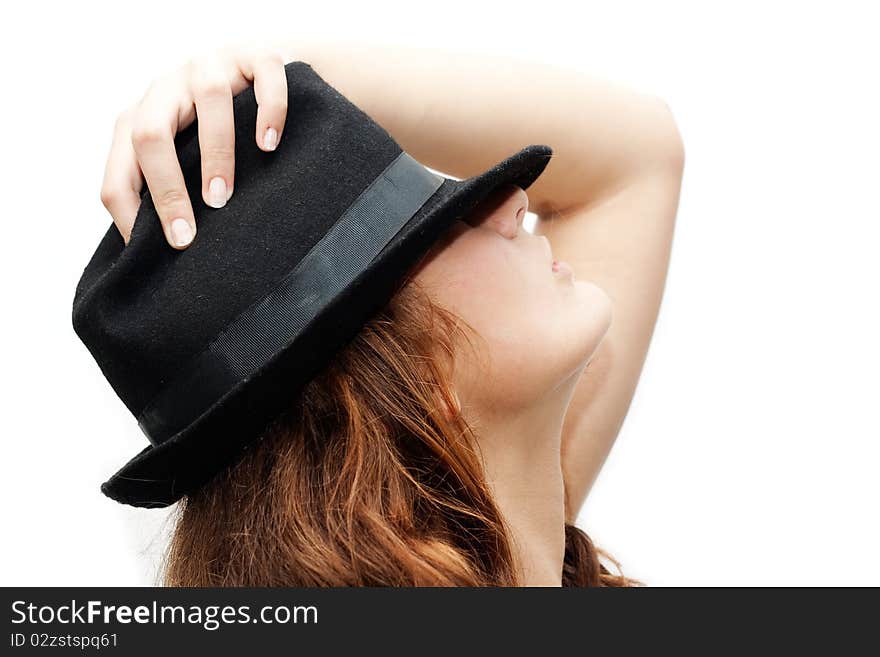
left=1, top=1, right=877, bottom=586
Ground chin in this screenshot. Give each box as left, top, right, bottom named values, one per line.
left=571, top=279, right=613, bottom=358
left=574, top=276, right=612, bottom=316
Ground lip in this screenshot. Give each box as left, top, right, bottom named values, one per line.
left=537, top=234, right=572, bottom=277
left=552, top=259, right=573, bottom=276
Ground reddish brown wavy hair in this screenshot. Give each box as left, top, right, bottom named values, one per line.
left=163, top=279, right=636, bottom=586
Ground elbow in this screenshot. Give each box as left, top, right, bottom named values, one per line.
left=648, top=96, right=686, bottom=174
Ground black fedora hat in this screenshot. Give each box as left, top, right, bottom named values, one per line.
left=72, top=60, right=552, bottom=508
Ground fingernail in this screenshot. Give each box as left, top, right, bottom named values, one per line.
left=263, top=127, right=278, bottom=151
left=170, top=218, right=195, bottom=247
left=208, top=176, right=227, bottom=208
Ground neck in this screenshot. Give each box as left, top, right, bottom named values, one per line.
left=470, top=386, right=572, bottom=586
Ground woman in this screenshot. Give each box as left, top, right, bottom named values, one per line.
left=97, top=40, right=684, bottom=586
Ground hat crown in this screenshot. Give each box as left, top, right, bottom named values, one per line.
left=73, top=61, right=403, bottom=418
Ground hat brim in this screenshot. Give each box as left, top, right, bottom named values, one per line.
left=101, top=144, right=553, bottom=508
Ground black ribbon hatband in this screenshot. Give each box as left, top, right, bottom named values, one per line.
left=137, top=151, right=445, bottom=447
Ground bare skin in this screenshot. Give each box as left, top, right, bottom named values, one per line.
left=410, top=184, right=613, bottom=585
left=99, top=39, right=684, bottom=586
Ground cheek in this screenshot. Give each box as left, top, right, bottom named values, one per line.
left=430, top=257, right=561, bottom=377
left=414, top=232, right=612, bottom=408
left=428, top=238, right=538, bottom=342
left=443, top=241, right=573, bottom=348
left=466, top=282, right=611, bottom=410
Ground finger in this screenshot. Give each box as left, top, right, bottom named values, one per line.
left=100, top=109, right=145, bottom=244
left=189, top=57, right=235, bottom=208
left=130, top=83, right=197, bottom=249
left=242, top=50, right=288, bottom=151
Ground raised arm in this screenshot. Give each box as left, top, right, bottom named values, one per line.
left=286, top=39, right=680, bottom=214
left=290, top=39, right=685, bottom=522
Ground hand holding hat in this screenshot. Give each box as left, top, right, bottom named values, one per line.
left=100, top=44, right=292, bottom=248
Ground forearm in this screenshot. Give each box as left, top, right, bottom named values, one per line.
left=286, top=38, right=680, bottom=214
